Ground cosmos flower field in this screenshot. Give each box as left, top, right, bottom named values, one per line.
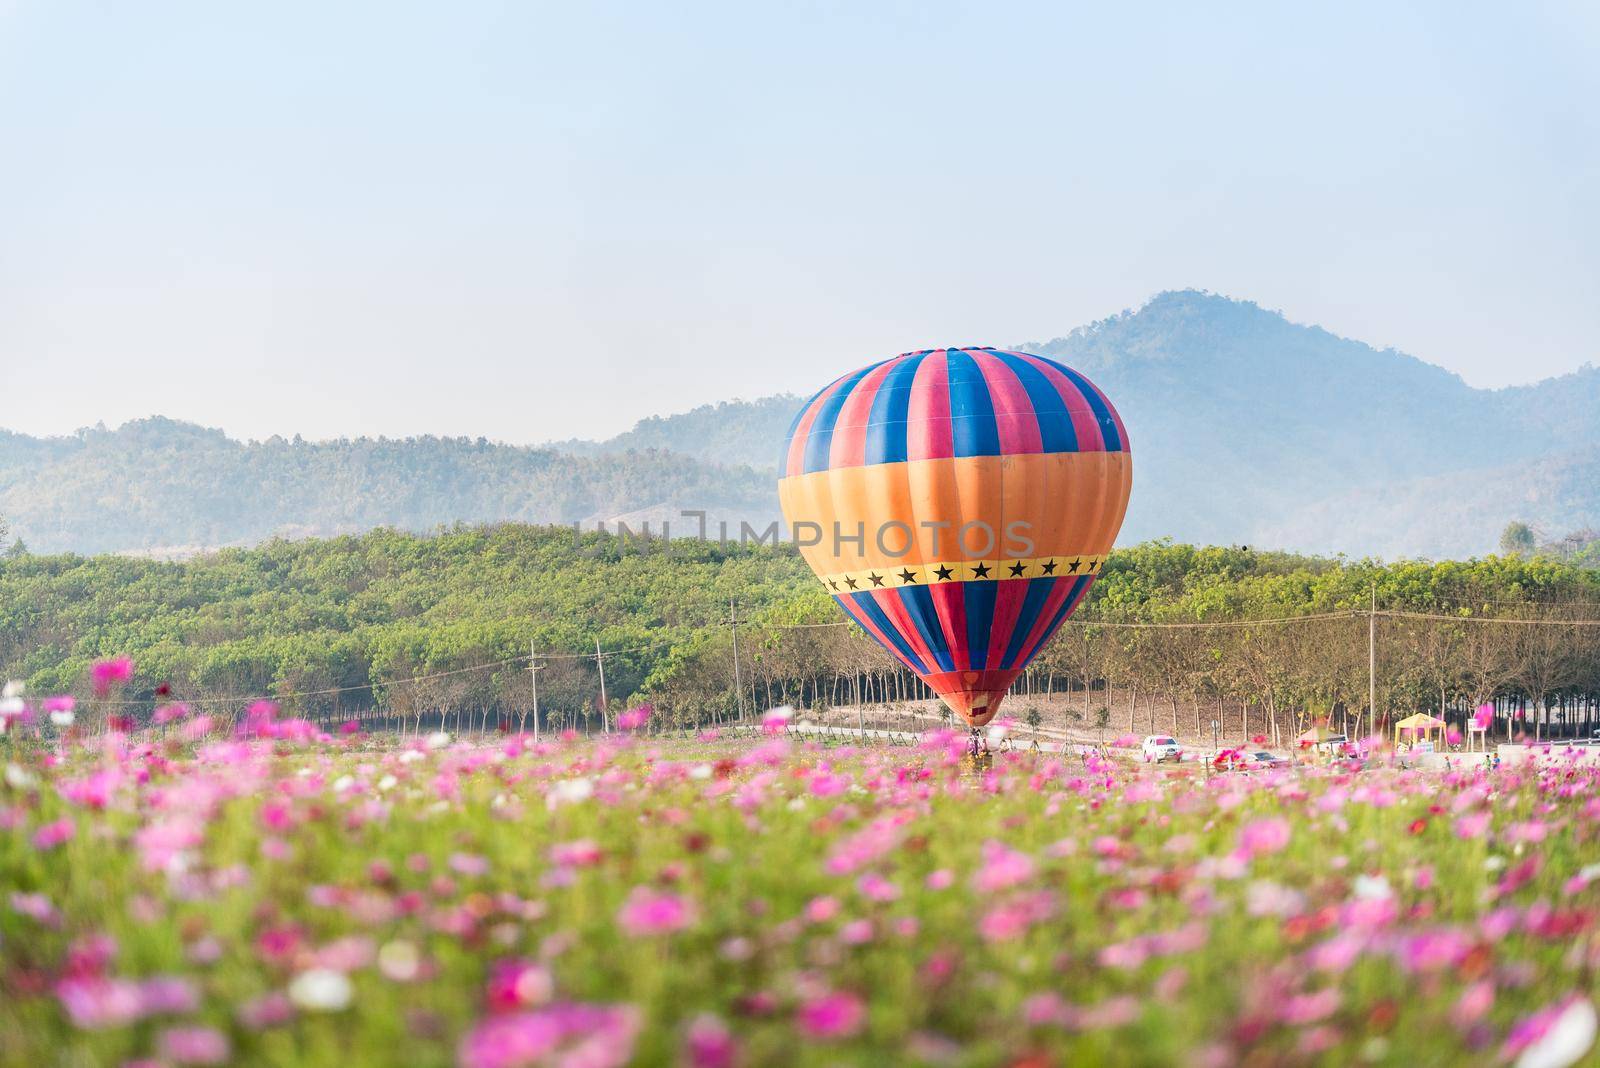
left=3, top=704, right=1599, bottom=1067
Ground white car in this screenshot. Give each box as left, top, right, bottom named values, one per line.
left=1141, top=735, right=1183, bottom=763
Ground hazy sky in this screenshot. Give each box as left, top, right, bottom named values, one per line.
left=2, top=1, right=1597, bottom=445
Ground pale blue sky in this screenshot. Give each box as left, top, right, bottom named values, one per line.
left=1, top=1, right=1596, bottom=443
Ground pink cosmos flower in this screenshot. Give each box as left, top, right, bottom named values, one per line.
left=1451, top=980, right=1495, bottom=1028
left=616, top=886, right=695, bottom=936
left=1237, top=817, right=1291, bottom=857
left=684, top=1013, right=737, bottom=1068
left=616, top=703, right=652, bottom=731
left=805, top=896, right=841, bottom=923
left=549, top=840, right=603, bottom=868
left=90, top=657, right=134, bottom=696
left=158, top=1026, right=230, bottom=1065
left=855, top=873, right=900, bottom=902
left=459, top=1003, right=641, bottom=1068
left=153, top=703, right=189, bottom=725
left=972, top=840, right=1035, bottom=893
left=43, top=695, right=75, bottom=714
left=32, top=818, right=75, bottom=850
left=925, top=869, right=955, bottom=891
left=796, top=991, right=865, bottom=1040
left=1455, top=810, right=1491, bottom=839
left=486, top=960, right=553, bottom=1013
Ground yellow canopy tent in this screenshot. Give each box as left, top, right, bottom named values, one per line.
left=1393, top=713, right=1446, bottom=751
left=1295, top=724, right=1345, bottom=761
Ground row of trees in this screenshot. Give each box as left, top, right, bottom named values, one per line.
left=3, top=529, right=1599, bottom=742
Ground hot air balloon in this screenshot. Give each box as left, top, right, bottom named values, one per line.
left=778, top=348, right=1131, bottom=744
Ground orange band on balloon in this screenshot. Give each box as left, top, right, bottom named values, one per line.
left=778, top=451, right=1131, bottom=579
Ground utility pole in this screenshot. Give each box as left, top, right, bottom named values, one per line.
left=594, top=637, right=608, bottom=732
left=529, top=642, right=541, bottom=744
left=728, top=598, right=746, bottom=722
left=1368, top=582, right=1377, bottom=741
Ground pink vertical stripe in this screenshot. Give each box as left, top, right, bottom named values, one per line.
left=971, top=350, right=1043, bottom=455
left=1017, top=578, right=1096, bottom=667
left=872, top=588, right=941, bottom=672
left=1082, top=377, right=1129, bottom=451
left=930, top=581, right=969, bottom=671
left=836, top=597, right=919, bottom=674
left=984, top=579, right=1030, bottom=671
left=1010, top=578, right=1077, bottom=668
left=905, top=350, right=953, bottom=461
left=1009, top=352, right=1105, bottom=452
left=828, top=358, right=901, bottom=470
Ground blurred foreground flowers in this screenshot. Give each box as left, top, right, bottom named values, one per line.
left=2, top=702, right=1599, bottom=1066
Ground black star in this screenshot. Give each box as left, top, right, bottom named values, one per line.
left=845, top=576, right=859, bottom=589
left=897, top=568, right=916, bottom=584
left=1067, top=558, right=1081, bottom=573
left=1040, top=559, right=1057, bottom=575
left=826, top=578, right=839, bottom=590
left=1008, top=561, right=1026, bottom=577
left=933, top=565, right=954, bottom=581
left=868, top=572, right=885, bottom=587
left=971, top=562, right=991, bottom=578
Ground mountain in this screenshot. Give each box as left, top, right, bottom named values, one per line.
left=2, top=291, right=1596, bottom=558
left=0, top=418, right=776, bottom=556
left=1020, top=291, right=1600, bottom=553
left=548, top=395, right=803, bottom=470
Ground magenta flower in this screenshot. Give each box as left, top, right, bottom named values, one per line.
left=616, top=886, right=696, bottom=936
left=683, top=1013, right=737, bottom=1068
left=972, top=839, right=1035, bottom=893
left=458, top=1003, right=640, bottom=1068
left=32, top=818, right=75, bottom=850
left=486, top=960, right=553, bottom=1013
left=1237, top=817, right=1291, bottom=857
left=90, top=657, right=134, bottom=697
left=158, top=1026, right=230, bottom=1065
left=616, top=703, right=653, bottom=731
left=796, top=991, right=865, bottom=1040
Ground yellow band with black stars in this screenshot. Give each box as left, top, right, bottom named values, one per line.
left=816, top=554, right=1108, bottom=593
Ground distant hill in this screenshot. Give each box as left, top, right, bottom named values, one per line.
left=2, top=291, right=1596, bottom=558
left=0, top=419, right=775, bottom=556
left=548, top=395, right=803, bottom=470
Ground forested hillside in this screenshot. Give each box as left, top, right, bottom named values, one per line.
left=549, top=394, right=803, bottom=469
left=0, top=418, right=776, bottom=555
left=3, top=291, right=1597, bottom=557
left=4, top=525, right=1599, bottom=740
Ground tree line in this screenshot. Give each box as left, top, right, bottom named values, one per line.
left=2, top=526, right=1599, bottom=742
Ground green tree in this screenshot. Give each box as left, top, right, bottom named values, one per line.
left=1499, top=521, right=1537, bottom=557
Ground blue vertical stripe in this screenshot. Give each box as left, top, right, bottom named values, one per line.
left=801, top=363, right=882, bottom=474
left=1017, top=575, right=1094, bottom=666
left=1000, top=577, right=1061, bottom=669
left=993, top=351, right=1078, bottom=454
left=842, top=592, right=929, bottom=674
left=862, top=354, right=923, bottom=466
left=962, top=579, right=998, bottom=669
left=945, top=349, right=1000, bottom=459
left=898, top=584, right=954, bottom=672
left=1042, top=357, right=1123, bottom=452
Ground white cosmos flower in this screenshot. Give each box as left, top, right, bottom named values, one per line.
left=4, top=763, right=35, bottom=789
left=288, top=968, right=353, bottom=1011
left=2, top=680, right=23, bottom=698
left=49, top=709, right=75, bottom=728
left=689, top=764, right=713, bottom=781
left=1352, top=874, right=1392, bottom=900
left=377, top=774, right=398, bottom=791
left=1518, top=997, right=1597, bottom=1068
left=546, top=777, right=595, bottom=809
left=398, top=749, right=424, bottom=764
left=426, top=731, right=451, bottom=750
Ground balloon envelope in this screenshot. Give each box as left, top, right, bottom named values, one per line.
left=778, top=348, right=1131, bottom=726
